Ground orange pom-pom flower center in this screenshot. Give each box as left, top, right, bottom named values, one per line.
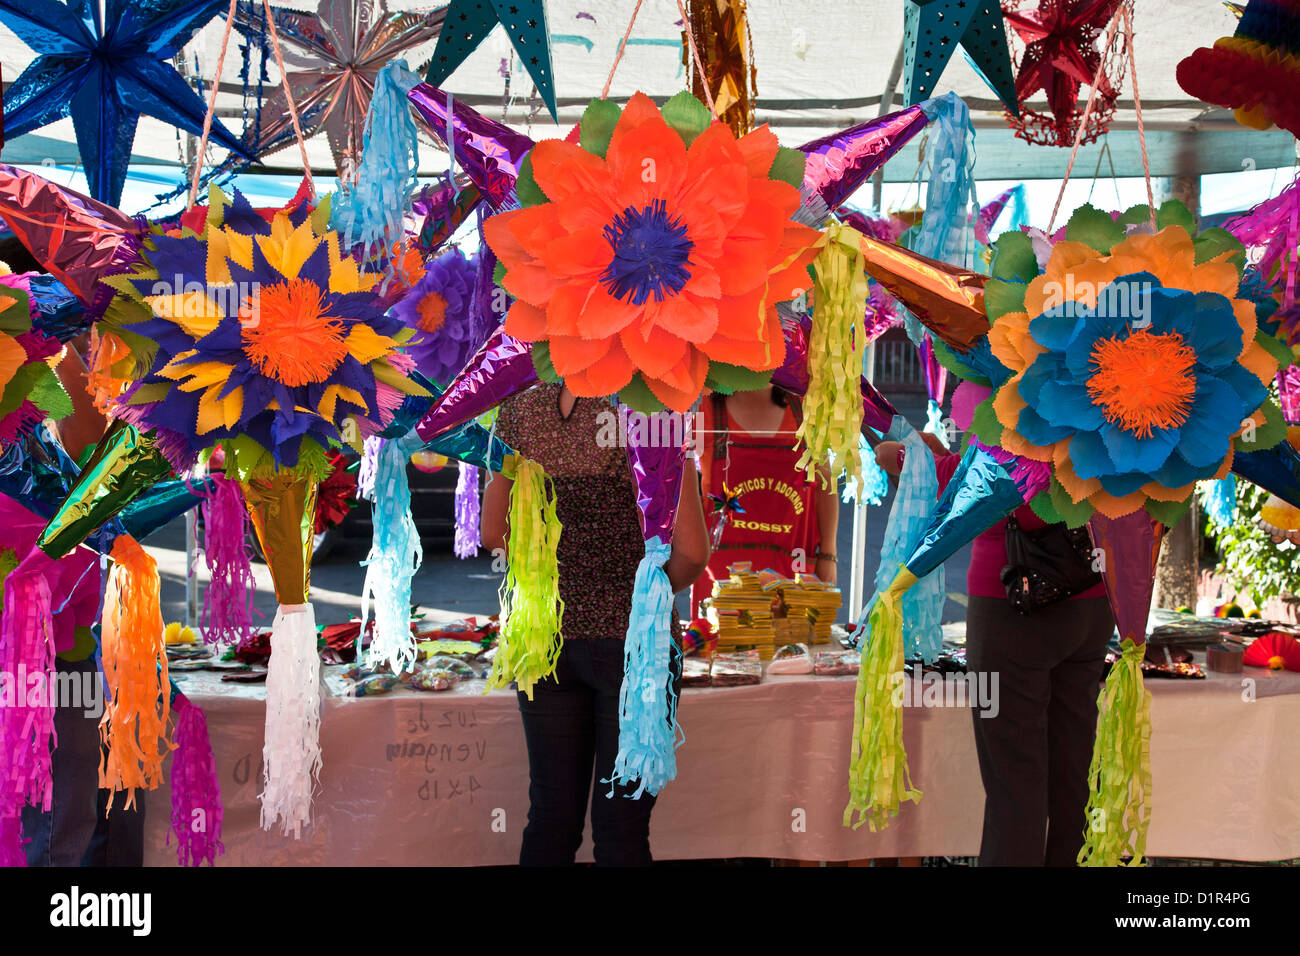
left=240, top=278, right=348, bottom=387
left=416, top=291, right=449, bottom=335
left=1087, top=330, right=1196, bottom=439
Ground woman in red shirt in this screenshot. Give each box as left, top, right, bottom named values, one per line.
left=691, top=386, right=839, bottom=615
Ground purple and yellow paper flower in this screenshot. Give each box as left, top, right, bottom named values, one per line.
left=104, top=189, right=428, bottom=477
left=390, top=248, right=478, bottom=386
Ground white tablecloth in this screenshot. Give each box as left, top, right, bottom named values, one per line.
left=143, top=657, right=1300, bottom=865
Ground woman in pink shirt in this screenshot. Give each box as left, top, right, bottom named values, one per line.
left=877, top=436, right=1114, bottom=866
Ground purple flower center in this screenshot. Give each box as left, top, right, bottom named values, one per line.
left=600, top=199, right=694, bottom=305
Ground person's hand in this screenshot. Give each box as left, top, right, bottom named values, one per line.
left=814, top=553, right=837, bottom=585
left=875, top=440, right=903, bottom=477
left=920, top=431, right=949, bottom=457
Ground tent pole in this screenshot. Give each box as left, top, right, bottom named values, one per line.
left=871, top=41, right=907, bottom=212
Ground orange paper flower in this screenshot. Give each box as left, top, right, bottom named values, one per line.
left=484, top=91, right=820, bottom=412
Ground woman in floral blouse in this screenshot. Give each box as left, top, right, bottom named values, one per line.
left=483, top=382, right=709, bottom=866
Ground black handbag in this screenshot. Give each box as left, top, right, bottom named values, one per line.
left=1000, top=515, right=1102, bottom=614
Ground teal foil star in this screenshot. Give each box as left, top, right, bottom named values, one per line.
left=902, top=0, right=1020, bottom=115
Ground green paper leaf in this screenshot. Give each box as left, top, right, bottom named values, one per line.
left=984, top=278, right=1027, bottom=322
left=969, top=394, right=1003, bottom=447
left=531, top=341, right=559, bottom=383
left=932, top=337, right=992, bottom=387
left=1146, top=495, right=1194, bottom=528
left=309, top=192, right=332, bottom=234
left=27, top=363, right=72, bottom=420
left=660, top=91, right=712, bottom=147
left=1028, top=488, right=1064, bottom=525
left=1048, top=476, right=1094, bottom=529
left=125, top=381, right=172, bottom=406
left=1254, top=328, right=1292, bottom=370
left=1156, top=200, right=1196, bottom=234
left=989, top=231, right=1038, bottom=283
left=580, top=98, right=621, bottom=159
left=1065, top=203, right=1123, bottom=254
left=1193, top=226, right=1246, bottom=270
left=493, top=258, right=508, bottom=288
left=704, top=362, right=772, bottom=395
left=767, top=147, right=806, bottom=189
left=0, top=364, right=44, bottom=420
left=1117, top=204, right=1152, bottom=228
left=515, top=154, right=548, bottom=207
left=617, top=373, right=668, bottom=413
left=1236, top=399, right=1286, bottom=454
left=0, top=288, right=32, bottom=335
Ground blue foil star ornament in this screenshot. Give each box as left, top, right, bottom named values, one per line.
left=0, top=0, right=254, bottom=206
left=426, top=0, right=557, bottom=121
left=902, top=0, right=1020, bottom=115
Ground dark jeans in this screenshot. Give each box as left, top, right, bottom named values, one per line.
left=965, top=594, right=1114, bottom=867
left=20, top=657, right=146, bottom=867
left=517, top=638, right=681, bottom=866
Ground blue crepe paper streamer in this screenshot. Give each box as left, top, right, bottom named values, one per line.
left=905, top=94, right=978, bottom=355
left=360, top=431, right=424, bottom=673
left=843, top=434, right=889, bottom=506
left=861, top=416, right=945, bottom=663
left=331, top=59, right=421, bottom=256
left=609, top=535, right=683, bottom=799
left=1201, top=476, right=1236, bottom=529
left=925, top=398, right=950, bottom=449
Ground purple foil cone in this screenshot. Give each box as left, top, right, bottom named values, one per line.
left=414, top=327, right=538, bottom=444
left=770, top=316, right=899, bottom=434
left=1087, top=510, right=1165, bottom=645
left=622, top=408, right=688, bottom=543
left=797, top=105, right=930, bottom=214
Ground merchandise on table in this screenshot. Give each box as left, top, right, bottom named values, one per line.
left=767, top=643, right=813, bottom=676
left=776, top=573, right=843, bottom=643
left=814, top=651, right=861, bottom=677
left=681, top=658, right=713, bottom=689
left=710, top=651, right=763, bottom=687
left=706, top=563, right=777, bottom=658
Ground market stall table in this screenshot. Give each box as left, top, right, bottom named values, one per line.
left=144, top=643, right=1300, bottom=865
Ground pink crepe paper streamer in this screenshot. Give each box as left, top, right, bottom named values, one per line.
left=199, top=473, right=256, bottom=645
left=1227, top=173, right=1300, bottom=307
left=454, top=462, right=481, bottom=559
left=167, top=693, right=224, bottom=866
left=0, top=400, right=46, bottom=448
left=0, top=553, right=57, bottom=838
left=0, top=810, right=25, bottom=866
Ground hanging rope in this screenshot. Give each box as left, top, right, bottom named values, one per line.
left=675, top=0, right=718, bottom=117
left=601, top=0, right=646, bottom=100
left=1048, top=4, right=1153, bottom=234
left=187, top=0, right=240, bottom=210
left=261, top=0, right=316, bottom=199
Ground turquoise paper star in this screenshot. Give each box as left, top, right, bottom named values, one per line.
left=902, top=0, right=1020, bottom=115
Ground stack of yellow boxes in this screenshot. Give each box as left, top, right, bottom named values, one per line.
left=778, top=573, right=842, bottom=644
left=705, top=563, right=777, bottom=659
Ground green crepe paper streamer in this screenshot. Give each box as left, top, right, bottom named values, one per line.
left=1027, top=487, right=1064, bottom=524
left=1066, top=203, right=1124, bottom=254
left=767, top=147, right=806, bottom=189
left=1235, top=399, right=1285, bottom=454
left=486, top=458, right=563, bottom=699
left=531, top=341, right=560, bottom=383
left=1145, top=495, right=1193, bottom=528
left=931, top=338, right=992, bottom=387
left=617, top=373, right=668, bottom=414
left=0, top=547, right=18, bottom=614
left=983, top=277, right=1027, bottom=322
left=661, top=91, right=712, bottom=147
left=580, top=98, right=621, bottom=159
left=1078, top=639, right=1152, bottom=867
left=1048, top=475, right=1094, bottom=528
left=0, top=287, right=32, bottom=335
left=515, top=155, right=547, bottom=208
left=968, top=394, right=1003, bottom=447
left=705, top=362, right=772, bottom=395
left=989, top=230, right=1038, bottom=283
left=844, top=568, right=922, bottom=831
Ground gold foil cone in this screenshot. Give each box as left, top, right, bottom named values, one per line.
left=38, top=420, right=174, bottom=559
left=241, top=471, right=318, bottom=605
left=858, top=236, right=991, bottom=353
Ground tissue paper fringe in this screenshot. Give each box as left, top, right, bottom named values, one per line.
left=99, top=534, right=170, bottom=810
left=361, top=435, right=422, bottom=673
left=168, top=693, right=225, bottom=866
left=610, top=537, right=683, bottom=799
left=200, top=473, right=256, bottom=645
left=454, top=462, right=481, bottom=559
left=260, top=604, right=322, bottom=838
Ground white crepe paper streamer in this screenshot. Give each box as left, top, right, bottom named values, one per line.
left=260, top=603, right=322, bottom=837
